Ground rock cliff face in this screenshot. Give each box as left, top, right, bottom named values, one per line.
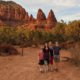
left=46, top=9, right=57, bottom=28
left=37, top=9, right=46, bottom=22
left=0, top=1, right=57, bottom=29
left=0, top=1, right=29, bottom=26
left=47, top=9, right=57, bottom=23
left=35, top=9, right=46, bottom=29
left=29, top=14, right=35, bottom=22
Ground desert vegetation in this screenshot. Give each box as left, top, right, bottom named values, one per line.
left=68, top=42, right=80, bottom=66
left=0, top=20, right=80, bottom=45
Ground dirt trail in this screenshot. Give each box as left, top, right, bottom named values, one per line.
left=0, top=47, right=80, bottom=80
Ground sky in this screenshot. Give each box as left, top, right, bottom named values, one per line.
left=4, top=0, right=80, bottom=22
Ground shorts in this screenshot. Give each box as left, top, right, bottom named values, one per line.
left=54, top=55, right=60, bottom=62
left=38, top=60, right=44, bottom=65
left=50, top=56, right=54, bottom=65
left=44, top=59, right=49, bottom=65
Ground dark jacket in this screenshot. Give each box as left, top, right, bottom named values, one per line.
left=43, top=48, right=50, bottom=60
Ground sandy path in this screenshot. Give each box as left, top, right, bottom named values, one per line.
left=0, top=47, right=80, bottom=80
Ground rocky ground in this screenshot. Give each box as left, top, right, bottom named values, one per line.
left=0, top=47, right=80, bottom=80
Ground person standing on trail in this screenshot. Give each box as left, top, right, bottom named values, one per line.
left=53, top=42, right=61, bottom=71
left=38, top=47, right=44, bottom=72
left=43, top=42, right=50, bottom=72
left=48, top=41, right=54, bottom=71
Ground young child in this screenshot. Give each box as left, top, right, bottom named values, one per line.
left=38, top=48, right=44, bottom=72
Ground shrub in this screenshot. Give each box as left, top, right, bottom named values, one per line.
left=69, top=43, right=80, bottom=66
left=0, top=20, right=80, bottom=46
left=0, top=43, right=19, bottom=56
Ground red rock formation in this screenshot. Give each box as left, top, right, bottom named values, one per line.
left=0, top=1, right=29, bottom=26
left=0, top=1, right=57, bottom=29
left=36, top=9, right=46, bottom=29
left=47, top=9, right=57, bottom=23
left=47, top=9, right=57, bottom=28
left=37, top=9, right=46, bottom=22
left=29, top=14, right=35, bottom=22
left=24, top=12, right=29, bottom=21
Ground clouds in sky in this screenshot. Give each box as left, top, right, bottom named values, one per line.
left=4, top=0, right=80, bottom=22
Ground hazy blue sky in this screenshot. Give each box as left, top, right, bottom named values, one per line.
left=5, top=0, right=80, bottom=22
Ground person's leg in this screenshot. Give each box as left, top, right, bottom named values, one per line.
left=54, top=56, right=58, bottom=70
left=55, top=56, right=60, bottom=71
left=39, top=65, right=42, bottom=72
left=47, top=59, right=50, bottom=71
left=50, top=57, right=54, bottom=71
left=39, top=60, right=44, bottom=72
left=55, top=62, right=58, bottom=69
left=41, top=61, right=45, bottom=72
left=44, top=60, right=49, bottom=72
left=49, top=62, right=53, bottom=71
left=44, top=60, right=47, bottom=72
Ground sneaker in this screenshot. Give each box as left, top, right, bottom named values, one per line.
left=40, top=69, right=44, bottom=73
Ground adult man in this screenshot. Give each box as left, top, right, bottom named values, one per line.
left=53, top=42, right=61, bottom=71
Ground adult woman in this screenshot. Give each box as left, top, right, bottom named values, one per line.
left=43, top=42, right=50, bottom=72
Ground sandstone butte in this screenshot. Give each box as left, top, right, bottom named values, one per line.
left=0, top=0, right=57, bottom=30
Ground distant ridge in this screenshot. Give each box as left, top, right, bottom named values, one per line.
left=0, top=0, right=57, bottom=30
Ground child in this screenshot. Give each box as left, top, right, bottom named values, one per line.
left=38, top=48, right=44, bottom=72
